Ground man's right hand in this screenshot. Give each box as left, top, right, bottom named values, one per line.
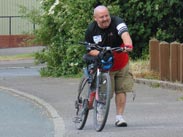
left=89, top=50, right=100, bottom=56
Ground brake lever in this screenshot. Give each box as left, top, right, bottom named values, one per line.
left=115, top=47, right=125, bottom=52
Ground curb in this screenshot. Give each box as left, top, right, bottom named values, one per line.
left=135, top=78, right=183, bottom=91
left=0, top=86, right=65, bottom=137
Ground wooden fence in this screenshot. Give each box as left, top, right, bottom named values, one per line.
left=149, top=39, right=183, bottom=83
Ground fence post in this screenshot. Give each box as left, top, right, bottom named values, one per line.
left=149, top=39, right=159, bottom=72
left=170, top=42, right=179, bottom=82
left=159, top=41, right=170, bottom=81
left=178, top=43, right=181, bottom=82
left=180, top=43, right=183, bottom=83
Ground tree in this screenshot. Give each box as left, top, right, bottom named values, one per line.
left=119, top=0, right=183, bottom=59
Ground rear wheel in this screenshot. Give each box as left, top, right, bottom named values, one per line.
left=93, top=73, right=111, bottom=131
left=74, top=76, right=89, bottom=130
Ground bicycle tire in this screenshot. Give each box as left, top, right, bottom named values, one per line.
left=93, top=73, right=111, bottom=131
left=74, top=76, right=89, bottom=130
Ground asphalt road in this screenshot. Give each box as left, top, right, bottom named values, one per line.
left=1, top=46, right=183, bottom=137
left=0, top=88, right=54, bottom=137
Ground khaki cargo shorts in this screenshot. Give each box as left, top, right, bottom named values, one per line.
left=109, top=63, right=134, bottom=95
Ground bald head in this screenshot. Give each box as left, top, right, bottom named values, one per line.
left=94, top=5, right=109, bottom=16
left=93, top=5, right=111, bottom=29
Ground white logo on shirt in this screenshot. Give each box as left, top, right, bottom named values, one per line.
left=93, top=35, right=102, bottom=44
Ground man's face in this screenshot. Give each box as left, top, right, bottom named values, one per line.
left=94, top=8, right=111, bottom=29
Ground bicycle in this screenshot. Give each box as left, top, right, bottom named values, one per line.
left=73, top=42, right=125, bottom=132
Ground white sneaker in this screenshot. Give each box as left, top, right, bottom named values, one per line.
left=115, top=115, right=127, bottom=127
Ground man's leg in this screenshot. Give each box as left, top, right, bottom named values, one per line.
left=115, top=92, right=126, bottom=115
left=115, top=92, right=127, bottom=127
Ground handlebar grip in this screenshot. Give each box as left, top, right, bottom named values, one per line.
left=115, top=47, right=125, bottom=52
left=79, top=42, right=96, bottom=47
left=79, top=41, right=88, bottom=45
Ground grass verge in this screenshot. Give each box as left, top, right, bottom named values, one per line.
left=0, top=53, right=35, bottom=61
left=130, top=59, right=159, bottom=80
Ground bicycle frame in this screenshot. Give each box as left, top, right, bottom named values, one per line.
left=86, top=67, right=103, bottom=109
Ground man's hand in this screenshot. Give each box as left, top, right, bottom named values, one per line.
left=124, top=45, right=133, bottom=52
left=89, top=50, right=100, bottom=56
left=121, top=32, right=133, bottom=52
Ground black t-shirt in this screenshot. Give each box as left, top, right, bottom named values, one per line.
left=85, top=16, right=128, bottom=48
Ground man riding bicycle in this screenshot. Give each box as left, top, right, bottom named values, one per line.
left=84, top=5, right=134, bottom=127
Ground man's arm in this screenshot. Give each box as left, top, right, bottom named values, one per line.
left=121, top=32, right=133, bottom=52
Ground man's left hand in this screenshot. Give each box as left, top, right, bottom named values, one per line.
left=124, top=45, right=133, bottom=52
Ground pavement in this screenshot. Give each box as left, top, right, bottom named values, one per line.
left=0, top=46, right=44, bottom=56
left=0, top=46, right=183, bottom=137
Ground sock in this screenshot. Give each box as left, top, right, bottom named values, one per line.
left=116, top=115, right=123, bottom=121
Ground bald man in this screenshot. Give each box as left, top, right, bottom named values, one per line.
left=85, top=5, right=134, bottom=127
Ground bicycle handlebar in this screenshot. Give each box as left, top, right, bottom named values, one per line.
left=79, top=42, right=125, bottom=52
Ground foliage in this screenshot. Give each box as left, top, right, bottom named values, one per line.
left=25, top=0, right=120, bottom=77
left=21, top=0, right=183, bottom=77
left=119, top=0, right=183, bottom=59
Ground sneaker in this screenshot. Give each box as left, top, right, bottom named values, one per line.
left=115, top=116, right=127, bottom=127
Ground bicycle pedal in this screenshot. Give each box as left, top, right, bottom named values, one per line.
left=73, top=117, right=82, bottom=123
left=75, top=100, right=79, bottom=109
left=97, top=100, right=106, bottom=105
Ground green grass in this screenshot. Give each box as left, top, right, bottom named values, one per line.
left=178, top=96, right=183, bottom=101
left=0, top=53, right=35, bottom=61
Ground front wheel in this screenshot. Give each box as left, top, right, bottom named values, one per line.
left=93, top=73, right=111, bottom=131
left=74, top=76, right=89, bottom=130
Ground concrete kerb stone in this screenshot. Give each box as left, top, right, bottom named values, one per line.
left=135, top=78, right=183, bottom=91
left=0, top=86, right=65, bottom=137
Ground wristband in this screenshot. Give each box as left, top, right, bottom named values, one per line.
left=124, top=45, right=133, bottom=49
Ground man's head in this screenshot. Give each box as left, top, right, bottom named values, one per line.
left=93, top=5, right=111, bottom=29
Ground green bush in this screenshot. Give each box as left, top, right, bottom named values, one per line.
left=30, top=0, right=120, bottom=77
left=119, top=0, right=183, bottom=59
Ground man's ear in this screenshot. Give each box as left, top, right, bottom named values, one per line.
left=93, top=15, right=97, bottom=21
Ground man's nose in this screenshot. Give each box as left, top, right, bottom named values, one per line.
left=103, top=16, right=108, bottom=21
